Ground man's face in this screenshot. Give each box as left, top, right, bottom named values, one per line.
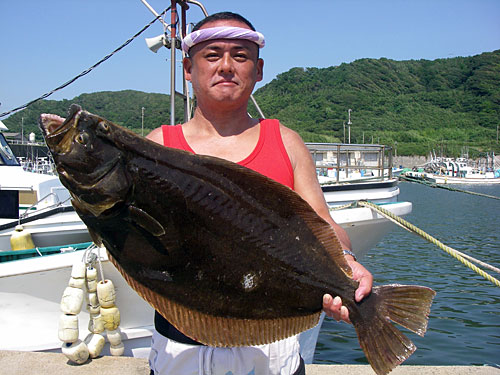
left=184, top=20, right=264, bottom=110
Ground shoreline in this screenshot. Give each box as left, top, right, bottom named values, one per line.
left=0, top=351, right=498, bottom=375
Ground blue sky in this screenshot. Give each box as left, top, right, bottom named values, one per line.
left=1, top=0, right=499, bottom=117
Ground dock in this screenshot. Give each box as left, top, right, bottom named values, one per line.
left=1, top=351, right=498, bottom=374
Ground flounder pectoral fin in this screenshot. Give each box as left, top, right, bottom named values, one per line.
left=128, top=205, right=166, bottom=237
left=88, top=228, right=104, bottom=247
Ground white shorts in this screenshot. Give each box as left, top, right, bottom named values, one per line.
left=149, top=330, right=301, bottom=375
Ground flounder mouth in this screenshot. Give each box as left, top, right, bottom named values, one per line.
left=39, top=105, right=82, bottom=153
left=39, top=113, right=67, bottom=136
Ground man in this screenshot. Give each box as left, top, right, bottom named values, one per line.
left=147, top=11, right=373, bottom=375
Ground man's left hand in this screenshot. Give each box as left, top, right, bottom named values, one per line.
left=322, top=256, right=373, bottom=323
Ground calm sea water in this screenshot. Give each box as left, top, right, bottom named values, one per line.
left=314, top=182, right=500, bottom=366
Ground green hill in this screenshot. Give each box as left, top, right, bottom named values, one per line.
left=3, top=50, right=499, bottom=156
left=2, top=90, right=185, bottom=140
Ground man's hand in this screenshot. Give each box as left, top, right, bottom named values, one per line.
left=322, top=255, right=373, bottom=323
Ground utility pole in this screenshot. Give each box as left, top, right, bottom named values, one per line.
left=343, top=121, right=345, bottom=143
left=347, top=109, right=352, bottom=144
left=141, top=107, right=145, bottom=136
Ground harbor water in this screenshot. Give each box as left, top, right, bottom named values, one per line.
left=314, top=182, right=500, bottom=366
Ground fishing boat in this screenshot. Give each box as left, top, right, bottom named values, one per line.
left=404, top=151, right=500, bottom=185
left=0, top=132, right=91, bottom=251
left=0, top=0, right=413, bottom=365
left=309, top=142, right=412, bottom=259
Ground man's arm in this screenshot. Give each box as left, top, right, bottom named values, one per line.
left=280, top=125, right=373, bottom=322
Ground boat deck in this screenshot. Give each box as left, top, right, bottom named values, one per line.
left=0, top=351, right=497, bottom=375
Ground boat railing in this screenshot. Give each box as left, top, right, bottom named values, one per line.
left=306, top=143, right=394, bottom=184
left=19, top=192, right=71, bottom=221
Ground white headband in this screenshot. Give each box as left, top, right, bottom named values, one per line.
left=181, top=26, right=265, bottom=54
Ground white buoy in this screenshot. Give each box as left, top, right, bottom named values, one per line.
left=68, top=277, right=86, bottom=289
left=61, top=339, right=89, bottom=364
left=86, top=268, right=98, bottom=292
left=88, top=292, right=99, bottom=307
left=86, top=267, right=98, bottom=280
left=87, top=291, right=100, bottom=315
left=88, top=314, right=105, bottom=334
left=100, top=306, right=120, bottom=331
left=60, top=287, right=84, bottom=315
left=109, top=342, right=125, bottom=356
left=84, top=333, right=105, bottom=359
left=106, top=328, right=122, bottom=346
left=58, top=314, right=79, bottom=343
left=97, top=280, right=116, bottom=307
left=71, top=262, right=87, bottom=279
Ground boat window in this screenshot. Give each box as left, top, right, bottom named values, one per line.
left=0, top=133, right=20, bottom=166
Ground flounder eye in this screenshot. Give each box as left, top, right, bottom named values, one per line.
left=98, top=121, right=110, bottom=133
left=75, top=132, right=89, bottom=145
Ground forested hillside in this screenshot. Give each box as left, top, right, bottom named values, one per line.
left=3, top=50, right=499, bottom=156
left=2, top=91, right=185, bottom=139
left=249, top=49, right=500, bottom=156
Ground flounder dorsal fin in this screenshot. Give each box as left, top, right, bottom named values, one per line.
left=298, top=209, right=353, bottom=279
left=128, top=205, right=166, bottom=237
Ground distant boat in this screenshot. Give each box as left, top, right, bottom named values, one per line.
left=407, top=151, right=500, bottom=184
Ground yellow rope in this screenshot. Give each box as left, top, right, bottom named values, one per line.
left=340, top=200, right=500, bottom=288
left=328, top=202, right=357, bottom=211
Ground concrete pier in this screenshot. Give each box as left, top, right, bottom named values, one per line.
left=1, top=351, right=498, bottom=375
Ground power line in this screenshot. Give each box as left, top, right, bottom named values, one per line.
left=0, top=8, right=169, bottom=119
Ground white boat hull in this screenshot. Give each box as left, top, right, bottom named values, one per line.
left=430, top=175, right=500, bottom=184
left=334, top=202, right=412, bottom=259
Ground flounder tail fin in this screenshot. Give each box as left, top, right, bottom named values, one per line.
left=354, top=284, right=436, bottom=375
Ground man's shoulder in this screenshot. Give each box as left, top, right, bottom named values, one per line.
left=269, top=120, right=309, bottom=169
left=146, top=126, right=164, bottom=144
left=272, top=121, right=305, bottom=148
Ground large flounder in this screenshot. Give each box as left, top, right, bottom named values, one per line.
left=40, top=105, right=435, bottom=375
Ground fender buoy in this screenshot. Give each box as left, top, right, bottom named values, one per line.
left=106, top=328, right=122, bottom=346
left=97, top=280, right=116, bottom=307
left=109, top=342, right=125, bottom=356
left=61, top=340, right=89, bottom=364
left=100, top=306, right=120, bottom=331
left=88, top=314, right=105, bottom=334
left=10, top=225, right=35, bottom=251
left=58, top=314, right=79, bottom=343
left=59, top=252, right=124, bottom=364
left=84, top=333, right=105, bottom=358
left=60, top=287, right=84, bottom=315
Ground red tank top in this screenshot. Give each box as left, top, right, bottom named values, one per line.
left=161, top=119, right=294, bottom=189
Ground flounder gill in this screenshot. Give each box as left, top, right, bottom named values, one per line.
left=40, top=105, right=435, bottom=375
